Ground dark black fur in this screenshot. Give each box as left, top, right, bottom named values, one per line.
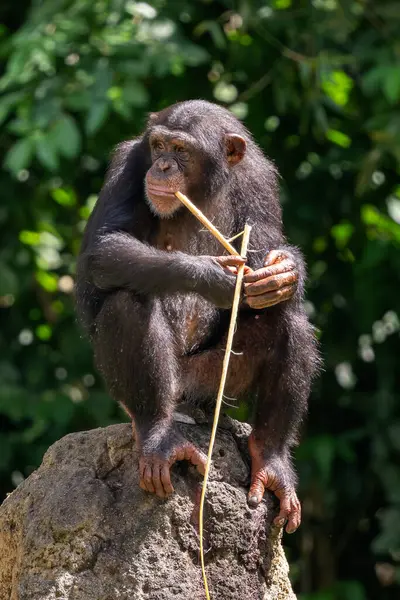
left=76, top=100, right=319, bottom=496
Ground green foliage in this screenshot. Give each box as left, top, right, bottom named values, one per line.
left=1, top=1, right=400, bottom=598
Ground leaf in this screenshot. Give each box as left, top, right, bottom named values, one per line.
left=314, top=104, right=328, bottom=133
left=19, top=230, right=41, bottom=246
left=35, top=271, right=58, bottom=293
left=86, top=101, right=109, bottom=135
left=0, top=91, right=25, bottom=126
left=382, top=66, right=400, bottom=104
left=4, top=138, right=34, bottom=173
left=0, top=263, right=18, bottom=295
left=331, top=222, right=354, bottom=248
left=361, top=204, right=400, bottom=243
left=362, top=67, right=384, bottom=95
left=51, top=187, right=77, bottom=207
left=50, top=115, right=81, bottom=159
left=182, top=44, right=210, bottom=66
left=363, top=64, right=400, bottom=104
left=7, top=118, right=31, bottom=136
left=113, top=101, right=133, bottom=121
left=326, top=129, right=351, bottom=148
left=322, top=70, right=354, bottom=107
left=35, top=136, right=59, bottom=171
left=36, top=324, right=52, bottom=341
left=125, top=1, right=157, bottom=19
left=122, top=82, right=149, bottom=107
left=274, top=0, right=292, bottom=8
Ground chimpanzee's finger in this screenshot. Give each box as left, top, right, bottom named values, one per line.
left=245, top=285, right=294, bottom=309
left=184, top=444, right=207, bottom=475
left=273, top=489, right=302, bottom=534
left=139, top=458, right=147, bottom=491
left=248, top=474, right=266, bottom=507
left=215, top=255, right=246, bottom=268
left=224, top=265, right=253, bottom=277
left=160, top=464, right=174, bottom=495
left=244, top=271, right=297, bottom=297
left=142, top=464, right=155, bottom=493
left=264, top=249, right=290, bottom=266
left=151, top=461, right=166, bottom=498
left=286, top=498, right=301, bottom=534
left=243, top=259, right=295, bottom=283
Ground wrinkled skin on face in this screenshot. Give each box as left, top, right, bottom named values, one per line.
left=145, top=126, right=246, bottom=218
left=145, top=130, right=193, bottom=217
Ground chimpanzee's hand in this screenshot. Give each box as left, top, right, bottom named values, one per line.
left=137, top=423, right=207, bottom=498
left=243, top=249, right=298, bottom=309
left=196, top=255, right=246, bottom=309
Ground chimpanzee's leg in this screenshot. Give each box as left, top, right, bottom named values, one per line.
left=182, top=307, right=319, bottom=533
left=93, top=290, right=206, bottom=498
left=247, top=308, right=319, bottom=533
left=182, top=311, right=269, bottom=401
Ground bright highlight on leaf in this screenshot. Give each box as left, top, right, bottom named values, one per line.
left=331, top=222, right=354, bottom=248
left=322, top=70, right=353, bottom=107
left=36, top=324, right=52, bottom=341
left=361, top=204, right=400, bottom=243
left=19, top=231, right=41, bottom=246
left=35, top=271, right=58, bottom=293
left=326, top=129, right=351, bottom=148
left=51, top=188, right=77, bottom=207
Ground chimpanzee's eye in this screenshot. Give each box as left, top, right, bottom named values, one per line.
left=175, top=146, right=188, bottom=157
left=152, top=140, right=164, bottom=151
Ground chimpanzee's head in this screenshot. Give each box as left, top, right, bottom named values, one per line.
left=144, top=100, right=248, bottom=218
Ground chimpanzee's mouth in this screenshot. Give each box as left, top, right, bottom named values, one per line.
left=145, top=185, right=181, bottom=218
left=146, top=184, right=177, bottom=198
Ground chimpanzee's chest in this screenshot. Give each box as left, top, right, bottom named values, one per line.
left=150, top=212, right=230, bottom=354
left=150, top=211, right=229, bottom=257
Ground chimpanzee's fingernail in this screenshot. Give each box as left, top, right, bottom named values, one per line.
left=286, top=526, right=296, bottom=534
left=248, top=495, right=259, bottom=507
left=275, top=517, right=286, bottom=527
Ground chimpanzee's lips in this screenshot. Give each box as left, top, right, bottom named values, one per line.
left=146, top=185, right=177, bottom=198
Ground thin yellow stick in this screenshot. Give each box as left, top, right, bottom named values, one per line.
left=199, top=225, right=251, bottom=600
left=175, top=190, right=251, bottom=599
left=175, top=191, right=240, bottom=256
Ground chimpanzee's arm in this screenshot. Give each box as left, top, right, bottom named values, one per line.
left=79, top=231, right=239, bottom=308
left=234, top=167, right=307, bottom=308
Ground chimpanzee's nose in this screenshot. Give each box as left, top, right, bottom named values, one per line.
left=159, top=159, right=170, bottom=172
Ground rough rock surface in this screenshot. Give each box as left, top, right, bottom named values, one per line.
left=0, top=420, right=296, bottom=600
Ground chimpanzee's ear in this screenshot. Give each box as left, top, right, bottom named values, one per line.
left=147, top=112, right=158, bottom=125
left=225, top=134, right=246, bottom=165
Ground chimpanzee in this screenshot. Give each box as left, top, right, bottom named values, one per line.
left=76, top=100, right=319, bottom=534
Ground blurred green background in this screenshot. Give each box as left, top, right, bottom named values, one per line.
left=1, top=0, right=399, bottom=598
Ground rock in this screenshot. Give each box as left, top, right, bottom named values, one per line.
left=0, top=421, right=296, bottom=600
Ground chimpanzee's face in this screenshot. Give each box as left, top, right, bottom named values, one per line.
left=144, top=118, right=247, bottom=219
left=145, top=127, right=200, bottom=218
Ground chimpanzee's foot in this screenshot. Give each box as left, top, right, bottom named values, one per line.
left=136, top=423, right=206, bottom=499
left=247, top=433, right=301, bottom=534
